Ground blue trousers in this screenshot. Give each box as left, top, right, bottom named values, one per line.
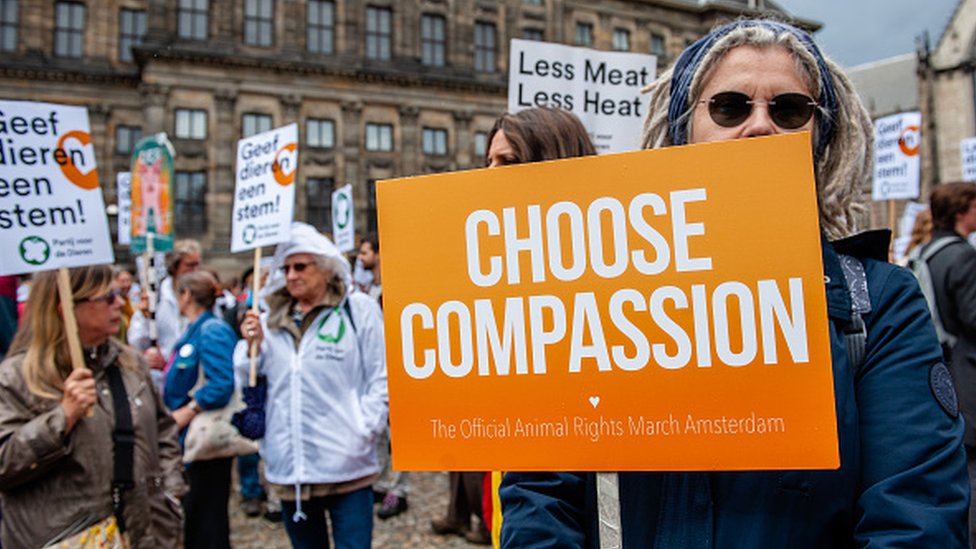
left=237, top=452, right=265, bottom=500
left=281, top=486, right=373, bottom=549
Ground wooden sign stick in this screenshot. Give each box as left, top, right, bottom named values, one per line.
left=248, top=247, right=261, bottom=387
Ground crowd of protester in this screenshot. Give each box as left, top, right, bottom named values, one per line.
left=1, top=16, right=976, bottom=549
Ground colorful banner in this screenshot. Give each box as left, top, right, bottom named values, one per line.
left=508, top=39, right=656, bottom=154
left=872, top=111, right=921, bottom=200
left=117, top=171, right=131, bottom=246
left=231, top=123, right=298, bottom=253
left=0, top=100, right=114, bottom=275
left=332, top=183, right=355, bottom=252
left=129, top=134, right=175, bottom=252
left=378, top=133, right=837, bottom=471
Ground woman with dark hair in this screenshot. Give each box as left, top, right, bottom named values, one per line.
left=163, top=270, right=237, bottom=549
left=0, top=265, right=185, bottom=548
left=485, top=107, right=596, bottom=168
left=500, top=20, right=969, bottom=548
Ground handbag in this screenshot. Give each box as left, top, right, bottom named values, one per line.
left=42, top=515, right=126, bottom=549
left=183, top=390, right=259, bottom=462
left=182, top=352, right=258, bottom=462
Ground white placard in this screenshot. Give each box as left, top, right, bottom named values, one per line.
left=0, top=100, right=115, bottom=275
left=332, top=183, right=355, bottom=253
left=508, top=39, right=656, bottom=154
left=960, top=137, right=976, bottom=182
left=872, top=111, right=921, bottom=200
left=117, top=171, right=132, bottom=245
left=231, top=123, right=298, bottom=253
left=898, top=200, right=929, bottom=237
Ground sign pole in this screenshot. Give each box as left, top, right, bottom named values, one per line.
left=888, top=200, right=897, bottom=233
left=56, top=268, right=94, bottom=418
left=145, top=232, right=158, bottom=347
left=249, top=247, right=261, bottom=387
left=596, top=472, right=621, bottom=549
left=56, top=268, right=86, bottom=371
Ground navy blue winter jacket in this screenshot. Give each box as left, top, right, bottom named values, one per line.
left=500, top=235, right=969, bottom=548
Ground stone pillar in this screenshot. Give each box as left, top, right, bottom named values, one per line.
left=341, top=99, right=363, bottom=211
left=399, top=105, right=420, bottom=176
left=211, top=89, right=238, bottom=250
left=282, top=94, right=302, bottom=125
left=88, top=103, right=112, bottom=198
left=139, top=83, right=170, bottom=135
left=454, top=109, right=473, bottom=169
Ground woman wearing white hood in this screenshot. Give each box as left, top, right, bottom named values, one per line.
left=236, top=222, right=388, bottom=549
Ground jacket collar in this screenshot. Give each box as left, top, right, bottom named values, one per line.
left=174, top=310, right=215, bottom=349
left=823, top=229, right=891, bottom=321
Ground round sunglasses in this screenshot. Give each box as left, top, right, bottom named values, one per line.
left=701, top=91, right=818, bottom=130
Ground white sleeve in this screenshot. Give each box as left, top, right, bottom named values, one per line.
left=354, top=296, right=389, bottom=440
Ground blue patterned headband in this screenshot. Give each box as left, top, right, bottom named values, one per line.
left=667, top=20, right=837, bottom=159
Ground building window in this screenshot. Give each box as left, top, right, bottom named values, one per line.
left=178, top=0, right=208, bottom=40
left=244, top=0, right=273, bottom=47
left=118, top=9, right=146, bottom=63
left=175, top=109, right=207, bottom=139
left=307, top=0, right=334, bottom=54
left=306, top=118, right=335, bottom=149
left=54, top=2, right=85, bottom=58
left=422, top=127, right=447, bottom=156
left=174, top=171, right=207, bottom=234
left=365, top=123, right=393, bottom=151
left=116, top=125, right=142, bottom=155
left=365, top=6, right=391, bottom=60
left=575, top=22, right=592, bottom=47
left=522, top=28, right=543, bottom=42
left=474, top=131, right=488, bottom=160
left=613, top=28, right=630, bottom=51
left=242, top=113, right=272, bottom=138
left=474, top=22, right=496, bottom=73
left=421, top=14, right=445, bottom=67
left=650, top=33, right=665, bottom=57
left=522, top=0, right=543, bottom=4
left=1, top=0, right=18, bottom=52
left=305, top=177, right=333, bottom=229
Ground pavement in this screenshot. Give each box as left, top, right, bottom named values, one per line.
left=228, top=471, right=487, bottom=548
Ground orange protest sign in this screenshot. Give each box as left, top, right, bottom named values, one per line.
left=377, top=132, right=837, bottom=472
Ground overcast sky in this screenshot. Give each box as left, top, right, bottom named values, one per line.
left=776, top=0, right=960, bottom=67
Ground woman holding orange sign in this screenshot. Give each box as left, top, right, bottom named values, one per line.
left=500, top=19, right=969, bottom=548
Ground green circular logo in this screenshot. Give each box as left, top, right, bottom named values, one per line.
left=243, top=224, right=257, bottom=244
left=334, top=192, right=351, bottom=230
left=19, top=236, right=51, bottom=266
left=317, top=314, right=346, bottom=343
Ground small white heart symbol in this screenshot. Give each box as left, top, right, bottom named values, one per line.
left=588, top=396, right=600, bottom=409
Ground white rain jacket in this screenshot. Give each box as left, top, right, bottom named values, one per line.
left=233, top=223, right=388, bottom=490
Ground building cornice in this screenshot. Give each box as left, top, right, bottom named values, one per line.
left=134, top=45, right=508, bottom=96
left=0, top=57, right=141, bottom=87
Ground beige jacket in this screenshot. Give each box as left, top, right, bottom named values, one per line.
left=0, top=339, right=186, bottom=549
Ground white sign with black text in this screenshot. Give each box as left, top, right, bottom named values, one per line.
left=960, top=137, right=976, bottom=182
left=872, top=111, right=921, bottom=201
left=117, top=171, right=132, bottom=245
left=508, top=39, right=656, bottom=154
left=0, top=100, right=115, bottom=275
left=332, top=183, right=355, bottom=253
left=231, top=123, right=299, bottom=253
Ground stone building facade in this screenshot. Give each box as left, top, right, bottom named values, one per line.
left=0, top=0, right=804, bottom=272
left=919, top=0, right=976, bottom=194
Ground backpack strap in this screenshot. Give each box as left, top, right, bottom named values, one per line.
left=913, top=236, right=963, bottom=348
left=838, top=254, right=871, bottom=374
left=106, top=365, right=135, bottom=534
